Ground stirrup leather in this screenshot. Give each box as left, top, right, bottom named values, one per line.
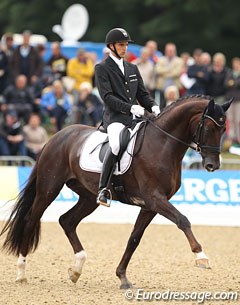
left=96, top=188, right=112, bottom=207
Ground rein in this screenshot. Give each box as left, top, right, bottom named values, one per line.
left=144, top=116, right=197, bottom=151
left=143, top=108, right=225, bottom=154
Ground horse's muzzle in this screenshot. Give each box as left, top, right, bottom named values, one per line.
left=202, top=156, right=220, bottom=172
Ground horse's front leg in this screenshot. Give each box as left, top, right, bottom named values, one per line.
left=146, top=191, right=210, bottom=269
left=116, top=208, right=156, bottom=289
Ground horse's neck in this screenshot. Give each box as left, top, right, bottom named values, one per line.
left=162, top=101, right=205, bottom=136
left=152, top=101, right=205, bottom=156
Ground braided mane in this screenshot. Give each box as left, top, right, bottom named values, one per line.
left=159, top=94, right=212, bottom=117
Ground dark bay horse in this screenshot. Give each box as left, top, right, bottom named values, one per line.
left=0, top=96, right=232, bottom=288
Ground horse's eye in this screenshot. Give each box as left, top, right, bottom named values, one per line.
left=206, top=126, right=214, bottom=133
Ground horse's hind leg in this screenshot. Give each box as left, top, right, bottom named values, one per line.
left=16, top=182, right=65, bottom=282
left=59, top=185, right=98, bottom=283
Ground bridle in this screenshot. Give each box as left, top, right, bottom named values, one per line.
left=192, top=108, right=225, bottom=153
left=145, top=106, right=225, bottom=154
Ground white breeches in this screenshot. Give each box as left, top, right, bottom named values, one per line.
left=107, top=122, right=126, bottom=156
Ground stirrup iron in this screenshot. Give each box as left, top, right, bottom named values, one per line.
left=97, top=188, right=112, bottom=207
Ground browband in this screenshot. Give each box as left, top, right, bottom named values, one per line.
left=204, top=115, right=225, bottom=128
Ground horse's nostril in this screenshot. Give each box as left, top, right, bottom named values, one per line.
left=206, top=164, right=214, bottom=172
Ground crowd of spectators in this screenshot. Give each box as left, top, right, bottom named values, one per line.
left=0, top=29, right=239, bottom=161
left=135, top=41, right=240, bottom=147
left=0, top=30, right=104, bottom=160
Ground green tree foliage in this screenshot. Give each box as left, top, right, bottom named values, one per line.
left=141, top=0, right=240, bottom=58
left=0, top=0, right=239, bottom=60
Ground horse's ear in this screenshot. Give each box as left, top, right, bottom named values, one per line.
left=222, top=97, right=234, bottom=112
left=207, top=99, right=215, bottom=115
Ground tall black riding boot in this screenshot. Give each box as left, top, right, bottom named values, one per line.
left=96, top=148, right=117, bottom=207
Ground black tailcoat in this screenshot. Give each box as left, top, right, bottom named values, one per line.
left=95, top=56, right=155, bottom=129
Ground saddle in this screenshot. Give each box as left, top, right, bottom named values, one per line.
left=80, top=121, right=145, bottom=175
left=99, top=126, right=130, bottom=170
left=79, top=121, right=146, bottom=203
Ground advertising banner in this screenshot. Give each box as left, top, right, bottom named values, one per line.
left=0, top=167, right=239, bottom=225
left=171, top=170, right=240, bottom=206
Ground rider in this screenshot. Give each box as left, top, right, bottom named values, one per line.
left=95, top=28, right=160, bottom=206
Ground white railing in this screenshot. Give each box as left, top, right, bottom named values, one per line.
left=0, top=156, right=35, bottom=167
left=183, top=157, right=240, bottom=170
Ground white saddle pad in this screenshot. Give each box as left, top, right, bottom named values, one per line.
left=79, top=122, right=143, bottom=175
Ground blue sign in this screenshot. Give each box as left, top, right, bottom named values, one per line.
left=171, top=170, right=240, bottom=206
left=43, top=41, right=162, bottom=62
left=17, top=168, right=240, bottom=206
left=17, top=167, right=78, bottom=202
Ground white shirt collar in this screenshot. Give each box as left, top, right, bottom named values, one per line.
left=110, top=53, right=124, bottom=75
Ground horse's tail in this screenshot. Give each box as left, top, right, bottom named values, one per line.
left=0, top=163, right=40, bottom=256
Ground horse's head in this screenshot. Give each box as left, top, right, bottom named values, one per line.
left=195, top=98, right=233, bottom=172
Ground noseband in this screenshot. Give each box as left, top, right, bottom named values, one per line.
left=145, top=106, right=225, bottom=154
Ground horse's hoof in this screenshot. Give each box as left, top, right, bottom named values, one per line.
left=195, top=258, right=211, bottom=269
left=68, top=268, right=81, bottom=283
left=120, top=282, right=133, bottom=289
left=15, top=277, right=27, bottom=283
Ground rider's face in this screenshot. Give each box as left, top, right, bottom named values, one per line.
left=111, top=42, right=128, bottom=58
